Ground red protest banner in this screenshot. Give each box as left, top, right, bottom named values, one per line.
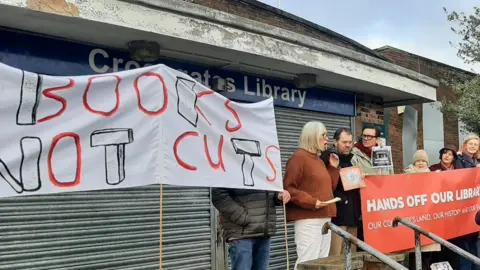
left=360, top=168, right=480, bottom=253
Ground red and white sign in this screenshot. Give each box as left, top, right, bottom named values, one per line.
left=0, top=63, right=283, bottom=197
left=361, top=168, right=480, bottom=253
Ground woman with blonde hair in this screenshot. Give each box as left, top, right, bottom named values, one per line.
left=457, top=135, right=480, bottom=168
left=283, top=121, right=340, bottom=269
left=447, top=135, right=480, bottom=270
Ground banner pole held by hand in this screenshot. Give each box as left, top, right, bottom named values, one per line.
left=159, top=184, right=163, bottom=270
left=283, top=200, right=290, bottom=270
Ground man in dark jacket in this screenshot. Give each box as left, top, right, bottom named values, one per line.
left=212, top=188, right=290, bottom=270
left=320, top=128, right=361, bottom=256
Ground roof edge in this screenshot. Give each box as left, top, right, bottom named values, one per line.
left=118, top=0, right=439, bottom=88
left=375, top=45, right=477, bottom=76
left=240, top=0, right=390, bottom=62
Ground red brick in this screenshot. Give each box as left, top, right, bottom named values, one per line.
left=188, top=0, right=377, bottom=56
left=376, top=48, right=471, bottom=171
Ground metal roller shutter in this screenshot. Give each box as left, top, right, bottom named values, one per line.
left=0, top=185, right=213, bottom=270
left=269, top=106, right=352, bottom=270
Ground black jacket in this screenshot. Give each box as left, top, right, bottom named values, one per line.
left=456, top=152, right=479, bottom=169
left=320, top=151, right=361, bottom=227
left=211, top=188, right=280, bottom=240
left=452, top=152, right=479, bottom=245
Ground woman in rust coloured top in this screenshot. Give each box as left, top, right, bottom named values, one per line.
left=283, top=121, right=340, bottom=269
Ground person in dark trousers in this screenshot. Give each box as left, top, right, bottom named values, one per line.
left=212, top=188, right=290, bottom=270
left=447, top=135, right=480, bottom=270
left=320, top=128, right=362, bottom=256
left=428, top=144, right=458, bottom=265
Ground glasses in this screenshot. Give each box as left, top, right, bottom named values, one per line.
left=361, top=134, right=377, bottom=140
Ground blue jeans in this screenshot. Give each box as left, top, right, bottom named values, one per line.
left=228, top=238, right=271, bottom=270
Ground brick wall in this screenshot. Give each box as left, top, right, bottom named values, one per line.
left=388, top=107, right=403, bottom=173
left=376, top=47, right=465, bottom=170
left=355, top=94, right=384, bottom=138
left=187, top=0, right=382, bottom=58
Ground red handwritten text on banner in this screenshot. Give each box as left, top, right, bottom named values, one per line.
left=0, top=63, right=282, bottom=198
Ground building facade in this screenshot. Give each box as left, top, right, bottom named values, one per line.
left=376, top=46, right=476, bottom=172
left=0, top=0, right=437, bottom=269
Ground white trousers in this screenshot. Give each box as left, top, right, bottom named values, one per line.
left=294, top=218, right=331, bottom=270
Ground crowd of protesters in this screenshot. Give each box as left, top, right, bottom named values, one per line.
left=211, top=121, right=480, bottom=270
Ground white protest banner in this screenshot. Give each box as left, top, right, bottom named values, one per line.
left=0, top=63, right=283, bottom=197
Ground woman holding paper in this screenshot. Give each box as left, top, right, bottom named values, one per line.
left=351, top=125, right=394, bottom=176
left=283, top=121, right=340, bottom=269
left=350, top=124, right=393, bottom=246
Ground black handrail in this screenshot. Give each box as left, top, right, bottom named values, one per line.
left=321, top=222, right=408, bottom=270
left=392, top=216, right=480, bottom=270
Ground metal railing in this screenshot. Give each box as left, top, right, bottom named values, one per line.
left=392, top=216, right=480, bottom=270
left=322, top=222, right=408, bottom=270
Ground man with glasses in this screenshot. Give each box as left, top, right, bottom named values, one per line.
left=351, top=125, right=394, bottom=176
left=351, top=124, right=394, bottom=247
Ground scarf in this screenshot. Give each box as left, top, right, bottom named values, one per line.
left=440, top=162, right=455, bottom=170
left=354, top=142, right=372, bottom=158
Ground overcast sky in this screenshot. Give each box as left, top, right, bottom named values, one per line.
left=260, top=0, right=479, bottom=73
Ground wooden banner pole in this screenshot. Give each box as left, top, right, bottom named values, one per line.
left=159, top=184, right=163, bottom=270
left=283, top=201, right=290, bottom=270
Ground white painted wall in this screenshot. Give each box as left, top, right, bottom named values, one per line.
left=423, top=101, right=444, bottom=165
left=403, top=105, right=418, bottom=167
